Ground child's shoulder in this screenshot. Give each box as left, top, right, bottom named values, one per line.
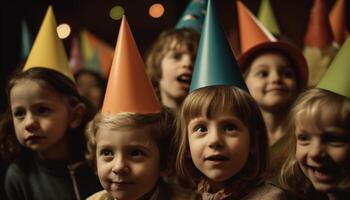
left=86, top=190, right=113, bottom=200
left=158, top=180, right=198, bottom=200
left=242, top=182, right=287, bottom=200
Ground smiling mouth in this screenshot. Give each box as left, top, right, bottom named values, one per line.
left=307, top=165, right=338, bottom=180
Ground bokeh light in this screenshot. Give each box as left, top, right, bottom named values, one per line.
left=57, top=23, right=71, bottom=39
left=110, top=6, right=124, bottom=20
left=149, top=3, right=165, bottom=18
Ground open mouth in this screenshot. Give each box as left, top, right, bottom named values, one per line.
left=205, top=155, right=229, bottom=161
left=308, top=165, right=338, bottom=180
left=176, top=74, right=192, bottom=85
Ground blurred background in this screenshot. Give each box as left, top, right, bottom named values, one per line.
left=1, top=0, right=349, bottom=113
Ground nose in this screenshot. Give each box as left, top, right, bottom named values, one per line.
left=181, top=54, right=193, bottom=70
left=270, top=71, right=282, bottom=84
left=112, top=155, right=129, bottom=174
left=208, top=129, right=224, bottom=150
left=309, top=140, right=327, bottom=161
left=24, top=113, right=39, bottom=132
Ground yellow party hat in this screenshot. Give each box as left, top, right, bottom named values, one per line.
left=23, top=6, right=74, bottom=81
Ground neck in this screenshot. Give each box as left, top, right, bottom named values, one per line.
left=38, top=136, right=70, bottom=161
left=261, top=109, right=287, bottom=146
left=160, top=91, right=183, bottom=111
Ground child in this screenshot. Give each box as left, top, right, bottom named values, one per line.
left=236, top=0, right=308, bottom=182
left=145, top=27, right=200, bottom=111
left=175, top=1, right=286, bottom=199
left=86, top=16, right=196, bottom=200
left=280, top=37, right=350, bottom=200
left=74, top=69, right=106, bottom=110
left=0, top=7, right=101, bottom=200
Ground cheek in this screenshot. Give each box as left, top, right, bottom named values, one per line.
left=295, top=145, right=305, bottom=163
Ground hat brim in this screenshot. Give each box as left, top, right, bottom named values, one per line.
left=238, top=41, right=308, bottom=88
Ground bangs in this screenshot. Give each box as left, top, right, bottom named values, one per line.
left=294, top=89, right=350, bottom=130
left=182, top=86, right=250, bottom=124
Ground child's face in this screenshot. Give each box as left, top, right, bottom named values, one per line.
left=187, top=111, right=250, bottom=187
left=245, top=53, right=298, bottom=110
left=76, top=73, right=103, bottom=108
left=10, top=79, right=74, bottom=159
left=96, top=126, right=161, bottom=200
left=295, top=112, right=350, bottom=193
left=159, top=41, right=194, bottom=102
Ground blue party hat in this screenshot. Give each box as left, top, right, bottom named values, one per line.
left=190, top=0, right=248, bottom=92
left=175, top=0, right=207, bottom=32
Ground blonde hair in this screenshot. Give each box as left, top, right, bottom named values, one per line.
left=175, top=86, right=269, bottom=186
left=85, top=108, right=175, bottom=171
left=279, top=88, right=350, bottom=199
left=145, top=28, right=200, bottom=98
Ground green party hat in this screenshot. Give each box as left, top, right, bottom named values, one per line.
left=258, top=0, right=280, bottom=35
left=190, top=0, right=248, bottom=92
left=176, top=0, right=207, bottom=32
left=317, top=36, right=350, bottom=98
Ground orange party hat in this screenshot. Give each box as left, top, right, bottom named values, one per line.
left=237, top=0, right=276, bottom=53
left=329, top=0, right=347, bottom=45
left=304, top=0, right=334, bottom=48
left=101, top=16, right=161, bottom=115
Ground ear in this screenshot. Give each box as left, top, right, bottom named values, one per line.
left=68, top=103, right=85, bottom=129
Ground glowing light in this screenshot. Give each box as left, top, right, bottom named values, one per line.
left=57, top=23, right=71, bottom=39
left=149, top=3, right=164, bottom=18
left=110, top=6, right=124, bottom=20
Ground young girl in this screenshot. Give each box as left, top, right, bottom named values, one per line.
left=279, top=88, right=350, bottom=200
left=145, top=28, right=200, bottom=111
left=0, top=68, right=102, bottom=200
left=176, top=86, right=287, bottom=199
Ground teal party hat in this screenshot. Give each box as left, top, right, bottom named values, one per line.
left=175, top=0, right=207, bottom=32
left=190, top=0, right=248, bottom=92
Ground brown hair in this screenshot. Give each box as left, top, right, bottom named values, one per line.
left=85, top=108, right=175, bottom=171
left=145, top=28, right=200, bottom=98
left=279, top=88, right=350, bottom=199
left=0, top=68, right=95, bottom=163
left=175, top=86, right=269, bottom=186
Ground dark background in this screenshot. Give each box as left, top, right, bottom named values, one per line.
left=1, top=0, right=349, bottom=114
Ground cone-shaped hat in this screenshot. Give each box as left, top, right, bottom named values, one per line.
left=20, top=20, right=33, bottom=60
left=23, top=6, right=74, bottom=81
left=304, top=0, right=334, bottom=48
left=190, top=0, right=248, bottom=92
left=329, top=0, right=347, bottom=45
left=257, top=0, right=280, bottom=35
left=176, top=0, right=207, bottom=32
left=237, top=0, right=276, bottom=53
left=237, top=1, right=308, bottom=88
left=317, top=36, right=350, bottom=98
left=101, top=16, right=161, bottom=115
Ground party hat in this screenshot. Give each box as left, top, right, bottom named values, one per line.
left=237, top=0, right=276, bottom=53
left=237, top=0, right=308, bottom=87
left=190, top=0, right=248, bottom=92
left=175, top=0, right=207, bottom=32
left=20, top=19, right=33, bottom=60
left=101, top=16, right=161, bottom=115
left=23, top=6, right=74, bottom=81
left=317, top=36, right=350, bottom=98
left=257, top=0, right=280, bottom=35
left=304, top=0, right=334, bottom=48
left=329, top=0, right=347, bottom=45
left=69, top=36, right=83, bottom=74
